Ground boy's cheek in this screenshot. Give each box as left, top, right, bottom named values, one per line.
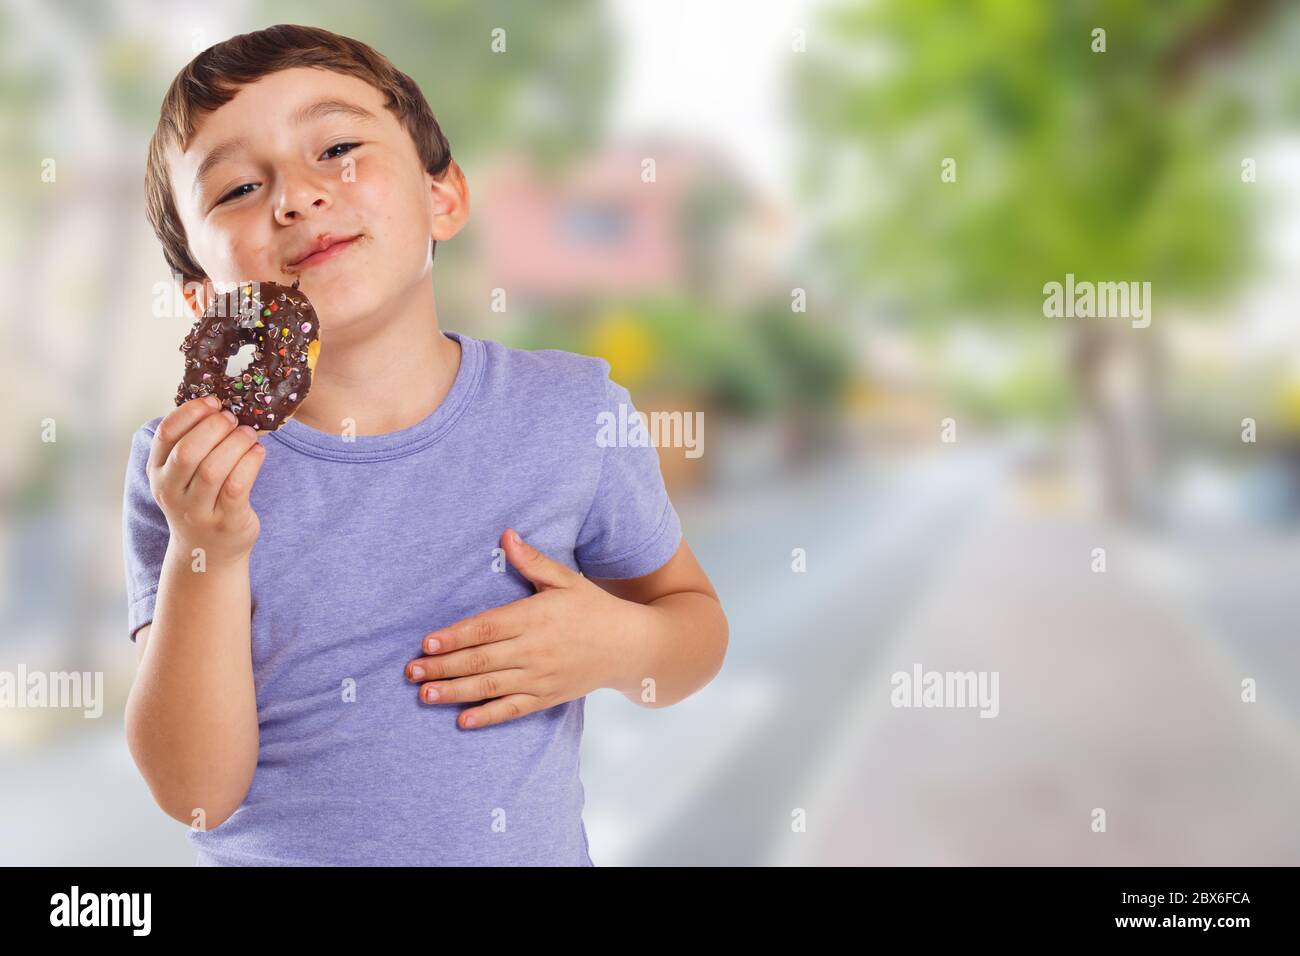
left=343, top=154, right=392, bottom=201
left=202, top=231, right=266, bottom=279
left=356, top=159, right=435, bottom=230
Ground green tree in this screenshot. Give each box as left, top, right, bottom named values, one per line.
left=795, top=0, right=1300, bottom=521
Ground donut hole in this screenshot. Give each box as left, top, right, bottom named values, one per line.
left=225, top=343, right=259, bottom=379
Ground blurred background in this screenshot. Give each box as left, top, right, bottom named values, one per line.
left=3, top=0, right=1300, bottom=865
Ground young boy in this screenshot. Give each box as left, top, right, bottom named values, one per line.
left=122, top=24, right=728, bottom=866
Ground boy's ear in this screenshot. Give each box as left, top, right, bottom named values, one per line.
left=429, top=159, right=469, bottom=242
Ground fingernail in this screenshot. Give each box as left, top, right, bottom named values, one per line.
left=425, top=686, right=440, bottom=702
left=221, top=410, right=238, bottom=425
left=409, top=665, right=424, bottom=681
left=204, top=396, right=220, bottom=409
left=510, top=530, right=521, bottom=546
left=425, top=637, right=440, bottom=653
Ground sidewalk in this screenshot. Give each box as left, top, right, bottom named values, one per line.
left=770, top=468, right=1300, bottom=866
left=584, top=442, right=1008, bottom=865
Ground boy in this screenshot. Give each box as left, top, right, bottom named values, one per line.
left=123, top=24, right=728, bottom=866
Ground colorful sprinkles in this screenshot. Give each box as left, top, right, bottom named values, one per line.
left=173, top=278, right=319, bottom=432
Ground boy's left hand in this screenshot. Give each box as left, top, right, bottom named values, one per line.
left=406, top=528, right=647, bottom=729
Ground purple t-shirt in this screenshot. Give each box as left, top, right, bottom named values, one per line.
left=121, top=329, right=682, bottom=866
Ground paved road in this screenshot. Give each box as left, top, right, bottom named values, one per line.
left=1167, top=522, right=1300, bottom=719
left=759, top=470, right=1300, bottom=866
left=580, top=443, right=1010, bottom=865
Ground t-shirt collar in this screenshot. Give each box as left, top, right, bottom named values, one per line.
left=268, top=330, right=483, bottom=462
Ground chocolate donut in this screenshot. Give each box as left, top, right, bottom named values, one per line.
left=174, top=279, right=321, bottom=432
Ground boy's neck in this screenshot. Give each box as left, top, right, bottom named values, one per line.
left=286, top=282, right=462, bottom=437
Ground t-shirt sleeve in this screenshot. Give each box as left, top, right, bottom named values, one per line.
left=122, top=422, right=170, bottom=642
left=574, top=368, right=684, bottom=579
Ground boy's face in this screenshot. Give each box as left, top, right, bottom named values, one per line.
left=167, top=66, right=466, bottom=330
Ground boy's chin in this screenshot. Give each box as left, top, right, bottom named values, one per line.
left=301, top=284, right=386, bottom=331
left=292, top=271, right=360, bottom=306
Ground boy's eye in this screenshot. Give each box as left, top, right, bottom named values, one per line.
left=321, top=142, right=361, bottom=160
left=216, top=183, right=256, bottom=205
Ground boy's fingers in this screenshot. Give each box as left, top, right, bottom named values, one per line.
left=218, top=438, right=267, bottom=510
left=408, top=634, right=527, bottom=680
left=165, top=409, right=239, bottom=492
left=149, top=397, right=223, bottom=474
left=416, top=668, right=528, bottom=705
left=423, top=605, right=529, bottom=654
left=457, top=695, right=541, bottom=729
left=189, top=425, right=262, bottom=513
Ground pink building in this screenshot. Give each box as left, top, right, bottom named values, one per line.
left=471, top=140, right=784, bottom=309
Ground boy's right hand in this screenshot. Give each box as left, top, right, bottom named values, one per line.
left=148, top=396, right=268, bottom=563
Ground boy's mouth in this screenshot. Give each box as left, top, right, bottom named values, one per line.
left=285, top=233, right=362, bottom=272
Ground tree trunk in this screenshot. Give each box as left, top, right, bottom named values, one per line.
left=1069, top=321, right=1135, bottom=522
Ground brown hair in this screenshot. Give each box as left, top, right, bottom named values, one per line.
left=145, top=23, right=453, bottom=285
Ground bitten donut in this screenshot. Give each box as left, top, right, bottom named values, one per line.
left=174, top=279, right=321, bottom=432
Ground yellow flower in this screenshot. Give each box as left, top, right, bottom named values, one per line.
left=588, top=309, right=655, bottom=387
left=1277, top=382, right=1300, bottom=430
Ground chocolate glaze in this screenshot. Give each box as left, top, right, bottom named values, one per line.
left=174, top=279, right=321, bottom=432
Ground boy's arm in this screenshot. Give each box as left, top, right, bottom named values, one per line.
left=126, top=538, right=260, bottom=830
left=590, top=539, right=729, bottom=708
left=123, top=398, right=268, bottom=829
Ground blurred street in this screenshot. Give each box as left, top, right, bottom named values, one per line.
left=583, top=437, right=1007, bottom=865
left=762, top=458, right=1300, bottom=867
left=588, top=437, right=1300, bottom=866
